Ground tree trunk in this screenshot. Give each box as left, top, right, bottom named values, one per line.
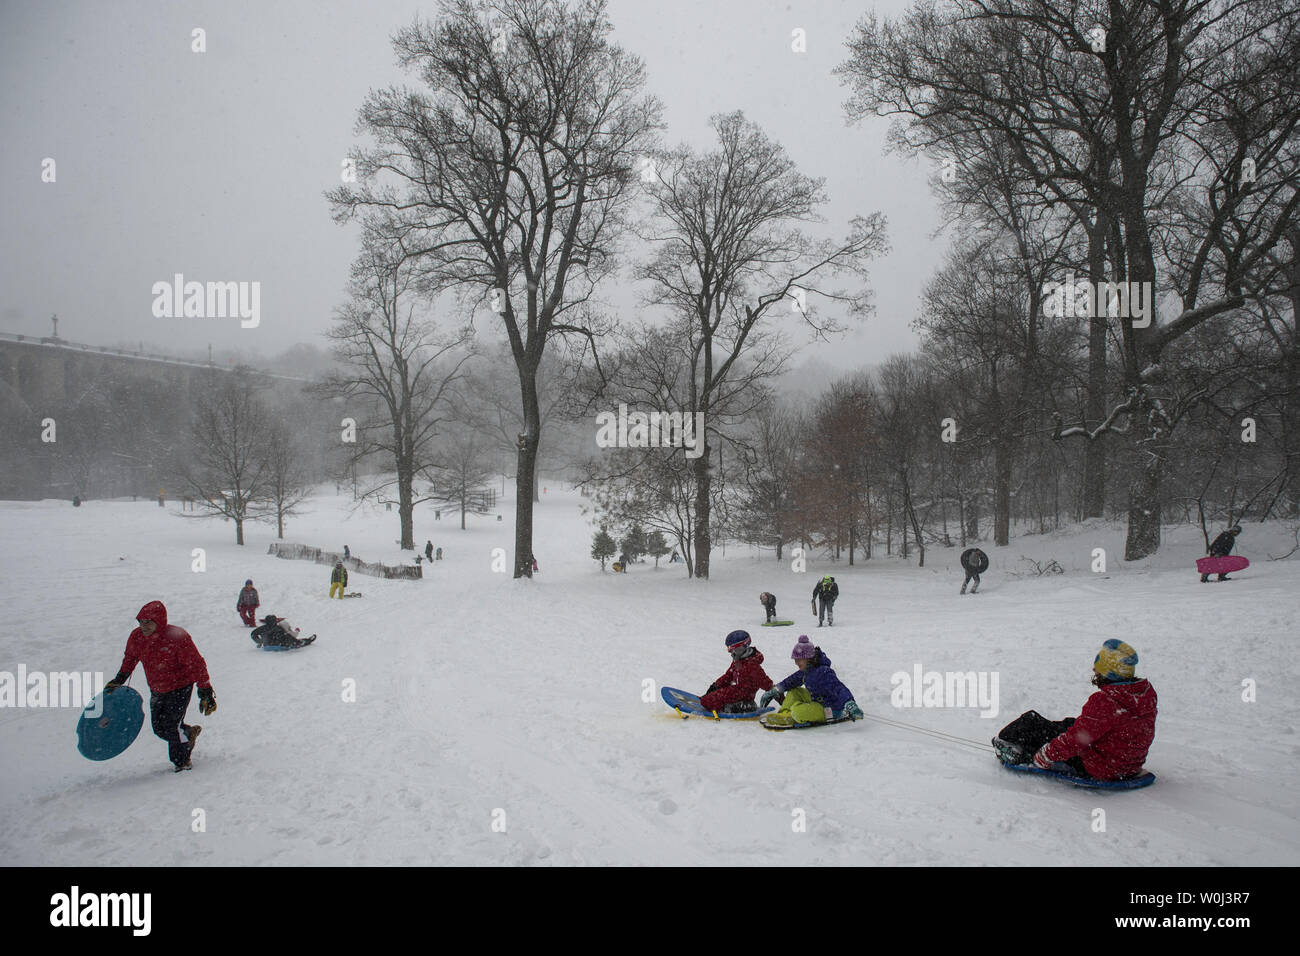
left=1082, top=219, right=1109, bottom=518
left=397, top=462, right=414, bottom=550
left=692, top=447, right=711, bottom=579
left=1124, top=449, right=1164, bottom=560
left=236, top=517, right=244, bottom=546
left=513, top=358, right=541, bottom=578
left=994, top=436, right=1012, bottom=547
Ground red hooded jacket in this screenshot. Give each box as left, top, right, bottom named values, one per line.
left=117, top=601, right=212, bottom=694
left=1042, top=678, right=1158, bottom=780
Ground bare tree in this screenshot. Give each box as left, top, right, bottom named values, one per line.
left=640, top=110, right=887, bottom=577
left=316, top=234, right=475, bottom=550
left=263, top=421, right=312, bottom=540
left=328, top=0, right=661, bottom=577
left=429, top=430, right=496, bottom=529
left=181, top=373, right=275, bottom=545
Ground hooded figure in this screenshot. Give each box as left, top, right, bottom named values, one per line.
left=994, top=639, right=1158, bottom=781
left=104, top=601, right=215, bottom=771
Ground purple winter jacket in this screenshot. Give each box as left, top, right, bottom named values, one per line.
left=777, top=649, right=854, bottom=711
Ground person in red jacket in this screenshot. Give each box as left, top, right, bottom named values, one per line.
left=699, top=630, right=775, bottom=715
left=993, top=639, right=1157, bottom=781
left=104, top=600, right=217, bottom=772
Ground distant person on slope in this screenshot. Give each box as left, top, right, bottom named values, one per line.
left=104, top=600, right=215, bottom=772
left=251, top=614, right=316, bottom=649
left=992, top=640, right=1157, bottom=781
left=960, top=548, right=989, bottom=594
left=1202, top=525, right=1243, bottom=583
left=236, top=579, right=260, bottom=626
left=330, top=561, right=347, bottom=599
left=811, top=575, right=838, bottom=626
left=761, top=635, right=862, bottom=726
left=425, top=540, right=434, bottom=563
left=759, top=591, right=778, bottom=623
left=699, top=631, right=775, bottom=715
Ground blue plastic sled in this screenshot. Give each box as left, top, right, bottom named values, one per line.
left=76, top=686, right=145, bottom=761
left=661, top=686, right=774, bottom=720
left=1001, top=761, right=1156, bottom=790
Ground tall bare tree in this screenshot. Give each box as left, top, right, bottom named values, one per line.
left=316, top=235, right=475, bottom=550
left=640, top=111, right=887, bottom=577
left=329, top=0, right=661, bottom=577
left=181, top=372, right=275, bottom=545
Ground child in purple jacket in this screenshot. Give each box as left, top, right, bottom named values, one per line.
left=760, top=635, right=863, bottom=726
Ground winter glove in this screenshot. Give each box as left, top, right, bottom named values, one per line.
left=104, top=673, right=127, bottom=695
left=760, top=688, right=784, bottom=707
left=1032, top=745, right=1055, bottom=770
left=843, top=701, right=864, bottom=721
left=197, top=687, right=217, bottom=716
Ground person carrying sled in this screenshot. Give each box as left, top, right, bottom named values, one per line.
left=759, top=592, right=778, bottom=623
left=760, top=635, right=863, bottom=726
left=699, top=631, right=775, bottom=715
left=992, top=639, right=1157, bottom=781
left=1201, top=525, right=1243, bottom=583
left=811, top=575, right=838, bottom=626
left=236, top=579, right=260, bottom=626
left=960, top=547, right=989, bottom=594
left=330, top=561, right=347, bottom=599
left=250, top=614, right=315, bottom=649
left=104, top=601, right=216, bottom=772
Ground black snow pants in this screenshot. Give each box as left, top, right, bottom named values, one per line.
left=151, top=685, right=196, bottom=767
left=997, top=710, right=1087, bottom=775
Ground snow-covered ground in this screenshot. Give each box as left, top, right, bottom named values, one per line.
left=2, top=484, right=1297, bottom=865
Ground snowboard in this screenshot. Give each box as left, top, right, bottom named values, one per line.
left=260, top=635, right=316, bottom=651
left=759, top=713, right=854, bottom=731
left=762, top=620, right=794, bottom=627
left=998, top=759, right=1156, bottom=790
left=1196, top=555, right=1248, bottom=575
left=76, top=686, right=145, bottom=760
left=661, top=686, right=773, bottom=720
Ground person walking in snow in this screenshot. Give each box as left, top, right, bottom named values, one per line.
left=425, top=540, right=434, bottom=563
left=960, top=547, right=989, bottom=594
left=699, top=630, right=775, bottom=715
left=760, top=635, right=863, bottom=726
left=992, top=639, right=1157, bottom=781
left=236, top=579, right=260, bottom=626
left=811, top=575, right=838, bottom=626
left=104, top=600, right=216, bottom=772
left=759, top=592, right=778, bottom=623
left=330, top=561, right=347, bottom=598
left=343, top=545, right=351, bottom=561
left=1201, top=525, right=1243, bottom=582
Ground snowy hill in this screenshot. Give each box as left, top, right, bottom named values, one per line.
left=1, top=485, right=1297, bottom=865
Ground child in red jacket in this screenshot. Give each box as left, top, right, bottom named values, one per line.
left=993, top=639, right=1157, bottom=780
left=699, top=630, right=775, bottom=715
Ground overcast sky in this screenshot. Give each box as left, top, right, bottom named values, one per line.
left=0, top=0, right=940, bottom=375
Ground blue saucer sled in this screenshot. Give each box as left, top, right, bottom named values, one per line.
left=661, top=686, right=774, bottom=720
left=1000, top=760, right=1156, bottom=790
left=76, top=687, right=145, bottom=760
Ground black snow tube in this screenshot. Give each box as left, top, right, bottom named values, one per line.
left=961, top=548, right=989, bottom=574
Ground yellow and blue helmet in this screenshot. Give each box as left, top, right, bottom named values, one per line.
left=1094, top=639, right=1139, bottom=680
